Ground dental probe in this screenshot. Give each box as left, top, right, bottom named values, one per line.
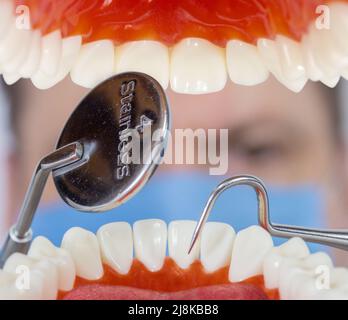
left=188, top=175, right=348, bottom=254
left=0, top=72, right=170, bottom=268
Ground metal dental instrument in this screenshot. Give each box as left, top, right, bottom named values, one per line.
left=0, top=72, right=170, bottom=267
left=188, top=175, right=348, bottom=254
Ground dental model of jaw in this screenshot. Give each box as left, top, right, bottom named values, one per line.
left=1, top=0, right=348, bottom=92
left=1, top=221, right=347, bottom=300
left=1, top=0, right=348, bottom=300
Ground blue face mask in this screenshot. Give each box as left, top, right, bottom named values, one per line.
left=32, top=171, right=328, bottom=253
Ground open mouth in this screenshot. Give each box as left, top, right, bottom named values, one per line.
left=1, top=0, right=348, bottom=300
left=1, top=220, right=347, bottom=300
left=1, top=0, right=348, bottom=92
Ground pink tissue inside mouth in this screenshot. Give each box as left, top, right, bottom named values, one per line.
left=15, top=0, right=334, bottom=47
left=63, top=283, right=269, bottom=300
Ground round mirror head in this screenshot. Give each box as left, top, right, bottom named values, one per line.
left=53, top=72, right=170, bottom=212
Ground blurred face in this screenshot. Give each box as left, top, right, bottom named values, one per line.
left=15, top=76, right=339, bottom=184
left=10, top=76, right=347, bottom=237
left=168, top=78, right=340, bottom=185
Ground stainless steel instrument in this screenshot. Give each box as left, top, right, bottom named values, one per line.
left=188, top=175, right=348, bottom=254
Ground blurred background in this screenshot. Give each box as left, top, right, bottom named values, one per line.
left=1, top=76, right=348, bottom=265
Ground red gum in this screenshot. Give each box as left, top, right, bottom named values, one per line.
left=58, top=258, right=279, bottom=300
left=14, top=0, right=348, bottom=47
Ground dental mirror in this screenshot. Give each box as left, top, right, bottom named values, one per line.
left=54, top=72, right=170, bottom=212
left=0, top=72, right=170, bottom=266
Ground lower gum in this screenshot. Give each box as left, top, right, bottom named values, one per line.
left=58, top=258, right=279, bottom=300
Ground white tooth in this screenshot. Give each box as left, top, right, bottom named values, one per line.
left=115, top=40, right=169, bottom=89
left=19, top=30, right=41, bottom=78
left=226, top=40, right=269, bottom=86
left=324, top=33, right=348, bottom=70
left=0, top=1, right=13, bottom=39
left=32, top=35, right=82, bottom=89
left=302, top=34, right=323, bottom=81
left=278, top=252, right=333, bottom=300
left=276, top=35, right=306, bottom=81
left=168, top=220, right=200, bottom=269
left=303, top=252, right=333, bottom=270
left=282, top=264, right=348, bottom=300
left=320, top=290, right=348, bottom=300
left=170, top=38, right=227, bottom=94
left=200, top=222, right=235, bottom=273
left=277, top=74, right=307, bottom=93
left=330, top=3, right=348, bottom=55
left=4, top=253, right=58, bottom=300
left=282, top=271, right=306, bottom=300
left=306, top=27, right=336, bottom=76
left=278, top=263, right=307, bottom=300
left=263, top=237, right=310, bottom=289
left=317, top=268, right=348, bottom=300
left=38, top=30, right=62, bottom=76
left=304, top=25, right=341, bottom=87
left=312, top=27, right=348, bottom=70
left=257, top=38, right=306, bottom=92
left=0, top=269, right=42, bottom=300
left=61, top=227, right=103, bottom=281
left=133, top=219, right=167, bottom=272
left=330, top=268, right=348, bottom=291
left=28, top=236, right=76, bottom=292
left=229, top=225, right=273, bottom=282
left=257, top=38, right=283, bottom=80
left=0, top=24, right=26, bottom=64
left=97, top=222, right=133, bottom=275
left=342, top=67, right=348, bottom=81
left=2, top=72, right=20, bottom=85
left=2, top=30, right=32, bottom=74
left=70, top=40, right=115, bottom=88
left=320, top=75, right=341, bottom=88
left=288, top=272, right=321, bottom=300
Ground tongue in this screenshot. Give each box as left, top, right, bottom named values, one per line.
left=63, top=283, right=268, bottom=300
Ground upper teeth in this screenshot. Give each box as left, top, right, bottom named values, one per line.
left=0, top=0, right=13, bottom=40
left=1, top=1, right=348, bottom=93
left=2, top=29, right=31, bottom=74
left=38, top=30, right=62, bottom=77
left=115, top=40, right=169, bottom=89
left=0, top=220, right=347, bottom=299
left=170, top=38, right=227, bottom=94
left=19, top=30, right=42, bottom=78
left=226, top=40, right=269, bottom=86
left=32, top=35, right=82, bottom=90
left=70, top=39, right=115, bottom=89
